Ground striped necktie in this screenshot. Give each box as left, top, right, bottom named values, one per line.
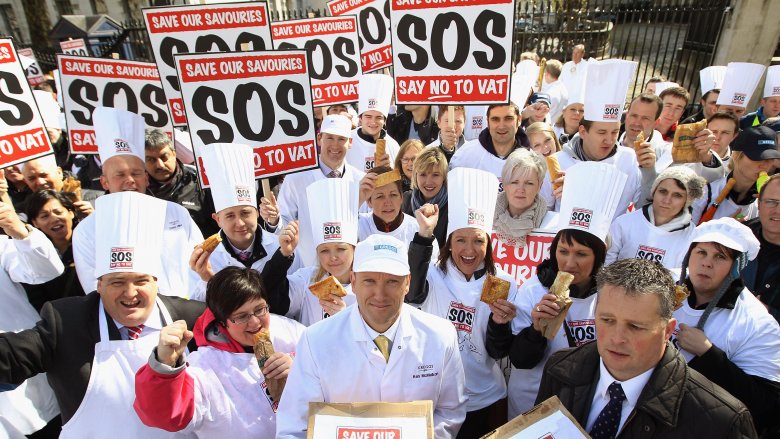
left=126, top=324, right=145, bottom=340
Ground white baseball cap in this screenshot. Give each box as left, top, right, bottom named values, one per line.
left=320, top=115, right=352, bottom=139
left=690, top=217, right=760, bottom=261
left=353, top=234, right=409, bottom=276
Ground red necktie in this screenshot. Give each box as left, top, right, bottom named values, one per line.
left=126, top=324, right=145, bottom=340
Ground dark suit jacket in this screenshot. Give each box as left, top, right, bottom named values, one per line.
left=0, top=292, right=205, bottom=422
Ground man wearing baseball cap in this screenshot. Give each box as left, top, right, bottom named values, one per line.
left=277, top=234, right=466, bottom=438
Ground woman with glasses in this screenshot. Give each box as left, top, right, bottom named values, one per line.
left=134, top=266, right=304, bottom=437
left=395, top=139, right=425, bottom=193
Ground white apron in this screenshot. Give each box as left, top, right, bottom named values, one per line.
left=60, top=299, right=188, bottom=439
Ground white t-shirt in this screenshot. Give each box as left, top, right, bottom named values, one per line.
left=346, top=129, right=400, bottom=172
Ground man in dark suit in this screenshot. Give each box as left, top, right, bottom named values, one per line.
left=536, top=259, right=757, bottom=438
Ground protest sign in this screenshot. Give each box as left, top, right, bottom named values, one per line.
left=327, top=0, right=392, bottom=72
left=143, top=2, right=273, bottom=126
left=307, top=401, right=433, bottom=439
left=57, top=55, right=173, bottom=154
left=60, top=39, right=89, bottom=56
left=175, top=50, right=317, bottom=185
left=492, top=230, right=557, bottom=287
left=17, top=47, right=45, bottom=87
left=271, top=16, right=362, bottom=106
left=0, top=39, right=54, bottom=167
left=389, top=0, right=515, bottom=104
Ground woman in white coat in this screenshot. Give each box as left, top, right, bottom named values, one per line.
left=607, top=166, right=705, bottom=269
left=134, top=266, right=304, bottom=438
left=407, top=168, right=518, bottom=438
left=671, top=217, right=780, bottom=435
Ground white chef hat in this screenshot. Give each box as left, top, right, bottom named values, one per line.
left=690, top=217, right=760, bottom=261
left=565, top=63, right=588, bottom=106
left=446, top=167, right=499, bottom=237
left=32, top=90, right=62, bottom=130
left=306, top=178, right=359, bottom=248
left=510, top=60, right=539, bottom=107
left=201, top=143, right=256, bottom=214
left=320, top=115, right=352, bottom=138
left=716, top=62, right=766, bottom=109
left=558, top=162, right=627, bottom=243
left=93, top=107, right=146, bottom=164
left=583, top=59, right=637, bottom=123
left=699, top=66, right=726, bottom=96
left=764, top=65, right=780, bottom=98
left=654, top=82, right=680, bottom=96
left=94, top=192, right=166, bottom=279
left=358, top=74, right=394, bottom=117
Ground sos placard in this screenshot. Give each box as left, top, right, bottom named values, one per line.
left=59, top=39, right=89, bottom=56
left=0, top=39, right=54, bottom=168
left=389, top=0, right=515, bottom=104
left=17, top=47, right=45, bottom=87
left=327, top=0, right=392, bottom=73
left=271, top=17, right=362, bottom=107
left=175, top=50, right=318, bottom=185
left=57, top=55, right=173, bottom=154
left=492, top=230, right=556, bottom=287
left=143, top=2, right=273, bottom=127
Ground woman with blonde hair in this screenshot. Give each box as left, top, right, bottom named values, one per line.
left=525, top=122, right=562, bottom=157
left=394, top=139, right=425, bottom=193
left=553, top=103, right=584, bottom=144
left=402, top=147, right=449, bottom=246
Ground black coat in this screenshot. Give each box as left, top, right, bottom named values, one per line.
left=386, top=106, right=440, bottom=145
left=536, top=342, right=758, bottom=438
left=0, top=292, right=205, bottom=422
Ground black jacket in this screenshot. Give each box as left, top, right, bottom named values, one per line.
left=401, top=191, right=448, bottom=248
left=742, top=218, right=780, bottom=323
left=147, top=162, right=218, bottom=237
left=536, top=342, right=758, bottom=438
left=0, top=292, right=205, bottom=422
left=386, top=106, right=439, bottom=145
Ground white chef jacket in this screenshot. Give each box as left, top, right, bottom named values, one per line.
left=286, top=265, right=357, bottom=326
left=73, top=200, right=203, bottom=297
left=346, top=128, right=400, bottom=172
left=276, top=304, right=467, bottom=439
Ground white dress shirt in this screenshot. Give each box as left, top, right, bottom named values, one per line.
left=586, top=359, right=654, bottom=434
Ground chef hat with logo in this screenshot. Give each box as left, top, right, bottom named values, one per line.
left=583, top=59, right=637, bottom=123
left=699, top=66, right=726, bottom=96
left=94, top=192, right=166, bottom=279
left=510, top=59, right=539, bottom=107
left=93, top=107, right=146, bottom=164
left=32, top=90, right=62, bottom=130
left=306, top=178, right=359, bottom=248
left=358, top=74, right=394, bottom=117
left=558, top=162, right=627, bottom=243
left=654, top=82, right=680, bottom=96
left=764, top=65, right=780, bottom=98
left=201, top=143, right=256, bottom=214
left=716, top=62, right=766, bottom=109
left=446, top=167, right=499, bottom=237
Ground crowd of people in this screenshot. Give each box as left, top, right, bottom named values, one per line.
left=0, top=42, right=779, bottom=439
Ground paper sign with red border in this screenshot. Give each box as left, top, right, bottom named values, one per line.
left=271, top=16, right=362, bottom=107
left=57, top=55, right=173, bottom=154
left=0, top=39, right=55, bottom=168
left=142, top=2, right=273, bottom=127
left=17, top=47, right=45, bottom=87
left=59, top=39, right=89, bottom=56
left=174, top=50, right=318, bottom=187
left=389, top=0, right=515, bottom=104
left=327, top=0, right=392, bottom=72
left=491, top=230, right=557, bottom=287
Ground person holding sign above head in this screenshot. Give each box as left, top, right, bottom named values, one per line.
left=406, top=168, right=517, bottom=438
left=0, top=191, right=206, bottom=438
left=345, top=74, right=400, bottom=172
left=72, top=107, right=203, bottom=299
left=606, top=166, right=705, bottom=270
left=427, top=105, right=466, bottom=163
left=134, top=265, right=304, bottom=438
left=276, top=234, right=467, bottom=438
left=671, top=218, right=780, bottom=435
left=188, top=143, right=301, bottom=304
left=496, top=162, right=624, bottom=418
left=741, top=65, right=780, bottom=129
left=272, top=115, right=366, bottom=268
left=536, top=258, right=758, bottom=438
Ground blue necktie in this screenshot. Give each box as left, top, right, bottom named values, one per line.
left=589, top=381, right=626, bottom=439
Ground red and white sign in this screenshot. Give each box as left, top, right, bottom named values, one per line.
left=337, top=427, right=401, bottom=438
left=175, top=50, right=318, bottom=186
left=389, top=0, right=514, bottom=104
left=59, top=39, right=89, bottom=56
left=143, top=2, right=273, bottom=127
left=327, top=0, right=392, bottom=73
left=57, top=55, right=173, bottom=154
left=492, top=231, right=556, bottom=286
left=0, top=39, right=55, bottom=168
left=271, top=17, right=362, bottom=107
left=17, top=47, right=45, bottom=86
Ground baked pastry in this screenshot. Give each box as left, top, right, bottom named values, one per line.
left=673, top=284, right=690, bottom=310
left=253, top=329, right=286, bottom=403
left=374, top=168, right=401, bottom=188
left=539, top=271, right=574, bottom=339
left=200, top=233, right=222, bottom=252
left=308, top=275, right=347, bottom=300
left=545, top=155, right=562, bottom=191
left=62, top=176, right=82, bottom=201
left=672, top=119, right=707, bottom=163
left=375, top=138, right=386, bottom=164
left=480, top=274, right=511, bottom=305
left=633, top=130, right=645, bottom=151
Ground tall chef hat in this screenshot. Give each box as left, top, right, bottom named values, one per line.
left=564, top=61, right=588, bottom=106
left=446, top=167, right=499, bottom=237
left=558, top=162, right=627, bottom=243
left=93, top=107, right=146, bottom=163
left=32, top=90, right=62, bottom=130
left=764, top=65, right=780, bottom=98
left=358, top=74, right=394, bottom=117
left=583, top=59, right=637, bottom=123
left=699, top=66, right=726, bottom=96
left=510, top=59, right=539, bottom=107
left=201, top=143, right=256, bottom=213
left=94, top=192, right=166, bottom=279
left=716, top=62, right=766, bottom=109
left=654, top=82, right=680, bottom=96
left=306, top=178, right=359, bottom=248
